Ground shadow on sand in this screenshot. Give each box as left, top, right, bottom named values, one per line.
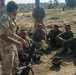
left=49, top=65, right=61, bottom=72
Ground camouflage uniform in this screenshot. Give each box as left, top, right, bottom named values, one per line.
left=47, top=30, right=61, bottom=47
left=21, top=37, right=32, bottom=51
left=33, top=29, right=46, bottom=42
left=33, top=29, right=46, bottom=49
left=18, top=29, right=32, bottom=51
left=56, top=31, right=74, bottom=54
left=25, top=38, right=32, bottom=48
left=32, top=6, right=45, bottom=29
left=0, top=12, right=19, bottom=75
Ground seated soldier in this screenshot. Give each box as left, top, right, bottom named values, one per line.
left=18, top=29, right=32, bottom=52
left=32, top=24, right=47, bottom=50
left=56, top=25, right=74, bottom=55
left=46, top=25, right=61, bottom=48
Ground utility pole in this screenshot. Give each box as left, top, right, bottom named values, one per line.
left=0, top=0, right=5, bottom=17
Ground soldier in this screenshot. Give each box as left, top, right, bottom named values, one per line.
left=32, top=0, right=45, bottom=29
left=56, top=25, right=74, bottom=55
left=33, top=24, right=46, bottom=42
left=0, top=1, right=28, bottom=75
left=32, top=24, right=47, bottom=50
left=19, top=29, right=32, bottom=50
left=46, top=25, right=61, bottom=47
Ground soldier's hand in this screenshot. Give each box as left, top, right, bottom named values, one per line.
left=62, top=39, right=67, bottom=45
left=23, top=40, right=29, bottom=48
left=16, top=41, right=23, bottom=49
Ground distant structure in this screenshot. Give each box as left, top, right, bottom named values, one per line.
left=0, top=0, right=5, bottom=17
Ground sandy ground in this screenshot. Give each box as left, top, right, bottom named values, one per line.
left=32, top=49, right=76, bottom=75
left=0, top=49, right=76, bottom=75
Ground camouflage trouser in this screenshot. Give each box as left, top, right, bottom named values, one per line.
left=62, top=37, right=76, bottom=50
left=68, top=37, right=76, bottom=50
left=1, top=47, right=19, bottom=75
left=34, top=19, right=45, bottom=29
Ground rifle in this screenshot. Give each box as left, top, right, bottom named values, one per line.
left=16, top=41, right=37, bottom=75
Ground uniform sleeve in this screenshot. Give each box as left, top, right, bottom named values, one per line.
left=42, top=30, right=46, bottom=40
left=56, top=32, right=64, bottom=40
left=32, top=30, right=36, bottom=41
left=68, top=37, right=76, bottom=41
left=46, top=30, right=53, bottom=41
left=47, top=31, right=51, bottom=38
left=71, top=32, right=74, bottom=37
left=0, top=18, right=9, bottom=35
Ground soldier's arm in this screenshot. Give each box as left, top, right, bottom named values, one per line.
left=42, top=7, right=45, bottom=19
left=32, top=30, right=36, bottom=41
left=42, top=30, right=46, bottom=41
left=13, top=34, right=29, bottom=48
left=0, top=22, right=22, bottom=47
left=43, top=36, right=46, bottom=40
left=0, top=16, right=28, bottom=48
left=56, top=32, right=64, bottom=41
left=68, top=37, right=76, bottom=42
left=56, top=32, right=68, bottom=45
left=42, top=32, right=46, bottom=41
left=71, top=32, right=74, bottom=37
left=46, top=30, right=52, bottom=41
left=0, top=34, right=22, bottom=47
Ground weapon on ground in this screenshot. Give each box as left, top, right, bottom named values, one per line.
left=16, top=41, right=37, bottom=75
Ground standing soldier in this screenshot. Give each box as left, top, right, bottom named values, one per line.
left=0, top=1, right=28, bottom=75
left=32, top=0, right=45, bottom=29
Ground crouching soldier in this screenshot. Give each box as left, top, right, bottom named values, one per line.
left=46, top=25, right=61, bottom=48
left=19, top=29, right=33, bottom=51
left=56, top=25, right=74, bottom=55
left=33, top=24, right=47, bottom=51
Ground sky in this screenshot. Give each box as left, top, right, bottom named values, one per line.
left=5, top=0, right=65, bottom=4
